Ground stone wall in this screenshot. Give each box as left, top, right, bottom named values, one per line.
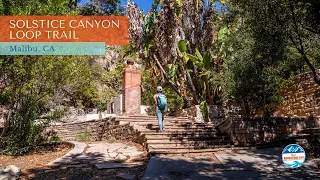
left=209, top=105, right=241, bottom=120
left=217, top=116, right=320, bottom=146
left=106, top=95, right=122, bottom=115
left=275, top=71, right=320, bottom=116
left=44, top=117, right=146, bottom=147
left=172, top=105, right=198, bottom=120
left=113, top=95, right=122, bottom=115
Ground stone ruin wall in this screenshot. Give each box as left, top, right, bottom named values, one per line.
left=44, top=117, right=147, bottom=148
left=275, top=71, right=320, bottom=116
left=217, top=116, right=320, bottom=146
left=218, top=70, right=320, bottom=146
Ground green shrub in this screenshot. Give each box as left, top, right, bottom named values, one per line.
left=106, top=137, right=118, bottom=143
left=200, top=101, right=209, bottom=122
left=114, top=158, right=126, bottom=163
left=76, top=130, right=92, bottom=142
left=48, top=136, right=61, bottom=142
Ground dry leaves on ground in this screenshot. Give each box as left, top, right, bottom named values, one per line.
left=0, top=145, right=71, bottom=171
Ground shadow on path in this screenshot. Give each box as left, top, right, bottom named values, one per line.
left=143, top=148, right=320, bottom=180
left=20, top=142, right=149, bottom=180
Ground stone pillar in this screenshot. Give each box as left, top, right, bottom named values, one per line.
left=122, top=59, right=141, bottom=115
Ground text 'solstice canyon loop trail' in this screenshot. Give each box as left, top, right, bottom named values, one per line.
left=0, top=16, right=128, bottom=45
left=8, top=19, right=120, bottom=29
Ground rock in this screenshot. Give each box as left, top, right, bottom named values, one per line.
left=122, top=151, right=144, bottom=157
left=88, top=109, right=98, bottom=114
left=2, top=165, right=20, bottom=174
left=108, top=153, right=118, bottom=158
left=116, top=173, right=137, bottom=180
left=0, top=165, right=20, bottom=180
left=0, top=174, right=12, bottom=180
left=115, top=154, right=128, bottom=162
left=195, top=105, right=204, bottom=123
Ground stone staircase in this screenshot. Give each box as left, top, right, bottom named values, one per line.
left=116, top=116, right=234, bottom=154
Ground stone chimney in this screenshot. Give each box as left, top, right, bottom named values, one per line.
left=122, top=59, right=141, bottom=115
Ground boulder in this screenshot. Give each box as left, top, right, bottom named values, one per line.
left=115, top=154, right=128, bottom=162
left=0, top=165, right=20, bottom=180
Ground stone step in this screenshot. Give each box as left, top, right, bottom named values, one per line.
left=301, top=128, right=320, bottom=134
left=118, top=116, right=190, bottom=119
left=134, top=127, right=217, bottom=132
left=118, top=119, right=192, bottom=122
left=116, top=117, right=191, bottom=121
left=148, top=143, right=233, bottom=150
left=143, top=132, right=222, bottom=136
left=126, top=123, right=193, bottom=127
left=146, top=139, right=233, bottom=144
left=117, top=116, right=190, bottom=119
left=147, top=142, right=233, bottom=149
left=125, top=123, right=194, bottom=127
left=118, top=119, right=193, bottom=124
left=139, top=127, right=218, bottom=132
left=144, top=126, right=216, bottom=130
left=145, top=135, right=230, bottom=140
left=142, top=122, right=214, bottom=126
left=140, top=130, right=219, bottom=134
left=118, top=121, right=184, bottom=126
left=116, top=116, right=235, bottom=155
left=148, top=146, right=235, bottom=154
left=133, top=123, right=215, bottom=128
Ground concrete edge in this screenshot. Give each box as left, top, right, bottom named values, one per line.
left=149, top=147, right=258, bottom=155
left=46, top=117, right=116, bottom=126
left=46, top=141, right=87, bottom=167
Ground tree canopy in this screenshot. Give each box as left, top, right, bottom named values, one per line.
left=127, top=0, right=320, bottom=117
left=1, top=0, right=319, bottom=154
left=78, top=0, right=124, bottom=15
left=0, top=0, right=125, bottom=155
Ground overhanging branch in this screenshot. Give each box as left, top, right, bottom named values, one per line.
left=152, top=54, right=189, bottom=103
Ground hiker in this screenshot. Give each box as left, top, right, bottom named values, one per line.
left=154, top=86, right=167, bottom=132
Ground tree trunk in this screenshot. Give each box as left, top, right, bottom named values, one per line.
left=185, top=66, right=198, bottom=105
left=301, top=54, right=320, bottom=86
left=271, top=1, right=320, bottom=86
left=287, top=0, right=320, bottom=86
left=152, top=54, right=189, bottom=103
left=242, top=97, right=251, bottom=117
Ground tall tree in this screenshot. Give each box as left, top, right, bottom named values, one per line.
left=0, top=0, right=78, bottom=15
left=128, top=0, right=227, bottom=110
left=230, top=0, right=320, bottom=86
left=0, top=0, right=77, bottom=154
left=78, top=0, right=124, bottom=15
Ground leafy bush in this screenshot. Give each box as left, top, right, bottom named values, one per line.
left=106, top=137, right=118, bottom=143
left=141, top=69, right=184, bottom=115
left=0, top=105, right=66, bottom=155
left=200, top=101, right=209, bottom=122
left=0, top=0, right=126, bottom=156
left=48, top=136, right=62, bottom=143
left=76, top=130, right=92, bottom=142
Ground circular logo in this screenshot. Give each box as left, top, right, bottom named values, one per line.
left=282, top=144, right=306, bottom=168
